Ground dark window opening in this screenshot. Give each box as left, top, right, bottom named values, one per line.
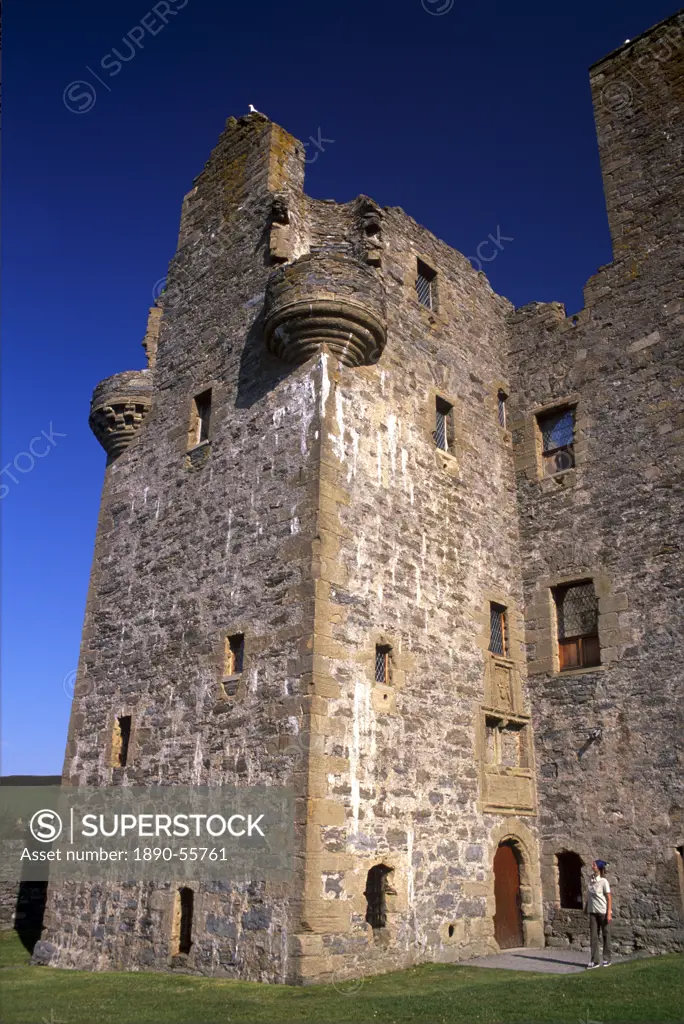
left=192, top=389, right=212, bottom=446
left=448, top=923, right=455, bottom=938
left=225, top=634, right=245, bottom=676
left=489, top=603, right=508, bottom=657
left=113, top=715, right=131, bottom=768
left=375, top=644, right=392, bottom=685
left=498, top=390, right=508, bottom=429
left=364, top=864, right=395, bottom=929
left=554, top=581, right=600, bottom=671
left=557, top=851, right=584, bottom=909
left=434, top=397, right=454, bottom=452
left=538, top=406, right=575, bottom=476
left=177, top=887, right=193, bottom=954
left=416, top=259, right=437, bottom=309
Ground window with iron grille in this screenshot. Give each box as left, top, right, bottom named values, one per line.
left=554, top=581, right=600, bottom=671
left=375, top=644, right=392, bottom=685
left=434, top=397, right=453, bottom=452
left=497, top=390, right=508, bottom=429
left=416, top=259, right=437, bottom=309
left=224, top=633, right=245, bottom=676
left=538, top=406, right=575, bottom=476
left=489, top=603, right=508, bottom=656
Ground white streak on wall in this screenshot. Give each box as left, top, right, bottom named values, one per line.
left=319, top=352, right=331, bottom=419
left=376, top=431, right=383, bottom=485
left=387, top=415, right=398, bottom=478
left=329, top=390, right=346, bottom=463
left=225, top=508, right=233, bottom=555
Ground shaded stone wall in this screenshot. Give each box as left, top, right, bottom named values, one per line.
left=508, top=13, right=684, bottom=954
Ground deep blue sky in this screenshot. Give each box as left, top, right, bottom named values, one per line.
left=2, top=0, right=675, bottom=775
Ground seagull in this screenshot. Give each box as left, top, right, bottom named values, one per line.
left=248, top=104, right=261, bottom=114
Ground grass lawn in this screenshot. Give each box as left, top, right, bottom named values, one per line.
left=0, top=931, right=681, bottom=1023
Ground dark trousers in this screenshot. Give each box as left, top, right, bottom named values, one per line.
left=590, top=912, right=611, bottom=963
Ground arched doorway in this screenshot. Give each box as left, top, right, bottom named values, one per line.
left=493, top=841, right=523, bottom=949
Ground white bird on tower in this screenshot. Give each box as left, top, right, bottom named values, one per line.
left=248, top=104, right=261, bottom=114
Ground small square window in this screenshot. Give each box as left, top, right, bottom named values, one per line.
left=375, top=644, right=392, bottom=685
left=538, top=406, right=575, bottom=476
left=416, top=259, right=437, bottom=309
left=489, top=603, right=508, bottom=657
left=189, top=389, right=212, bottom=448
left=497, top=390, right=508, bottom=429
left=434, top=397, right=454, bottom=452
left=554, top=581, right=600, bottom=671
left=224, top=634, right=245, bottom=676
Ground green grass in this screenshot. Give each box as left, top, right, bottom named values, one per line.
left=0, top=930, right=681, bottom=1023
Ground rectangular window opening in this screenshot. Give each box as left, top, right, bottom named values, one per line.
left=497, top=390, right=508, bottom=429
left=434, top=396, right=454, bottom=452
left=554, top=581, right=600, bottom=671
left=224, top=633, right=245, bottom=676
left=489, top=603, right=508, bottom=657
left=176, top=887, right=194, bottom=955
left=190, top=389, right=212, bottom=447
left=538, top=406, right=575, bottom=476
left=416, top=259, right=437, bottom=310
left=375, top=644, right=392, bottom=685
left=112, top=715, right=131, bottom=768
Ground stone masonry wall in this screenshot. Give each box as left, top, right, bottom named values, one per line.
left=37, top=10, right=683, bottom=984
left=508, top=12, right=684, bottom=954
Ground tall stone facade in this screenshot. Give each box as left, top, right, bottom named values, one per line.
left=36, top=12, right=683, bottom=982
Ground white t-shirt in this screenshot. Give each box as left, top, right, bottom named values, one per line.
left=587, top=875, right=611, bottom=914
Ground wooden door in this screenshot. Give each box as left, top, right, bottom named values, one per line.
left=493, top=842, right=524, bottom=949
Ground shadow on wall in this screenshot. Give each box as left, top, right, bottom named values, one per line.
left=14, top=881, right=48, bottom=954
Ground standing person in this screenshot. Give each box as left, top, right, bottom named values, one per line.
left=586, top=859, right=612, bottom=968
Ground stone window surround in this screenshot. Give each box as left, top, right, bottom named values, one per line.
left=165, top=882, right=200, bottom=962
left=526, top=571, right=628, bottom=677
left=216, top=627, right=250, bottom=701
left=367, top=631, right=406, bottom=715
left=474, top=590, right=526, bottom=713
left=414, top=254, right=440, bottom=312
left=106, top=708, right=137, bottom=770
left=185, top=381, right=219, bottom=453
left=424, top=386, right=464, bottom=476
left=551, top=846, right=587, bottom=912
left=473, top=591, right=537, bottom=816
left=513, top=392, right=586, bottom=493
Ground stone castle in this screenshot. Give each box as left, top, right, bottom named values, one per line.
left=35, top=12, right=683, bottom=982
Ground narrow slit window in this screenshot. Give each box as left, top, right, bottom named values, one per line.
left=434, top=397, right=453, bottom=452
left=416, top=259, right=437, bottom=309
left=190, top=389, right=212, bottom=447
left=497, top=390, right=508, bottom=429
left=224, top=634, right=245, bottom=676
left=489, top=603, right=508, bottom=657
left=375, top=644, right=392, bottom=685
left=176, top=887, right=194, bottom=954
left=538, top=406, right=575, bottom=476
left=112, top=715, right=131, bottom=768
left=554, top=581, right=600, bottom=671
left=557, top=851, right=584, bottom=909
